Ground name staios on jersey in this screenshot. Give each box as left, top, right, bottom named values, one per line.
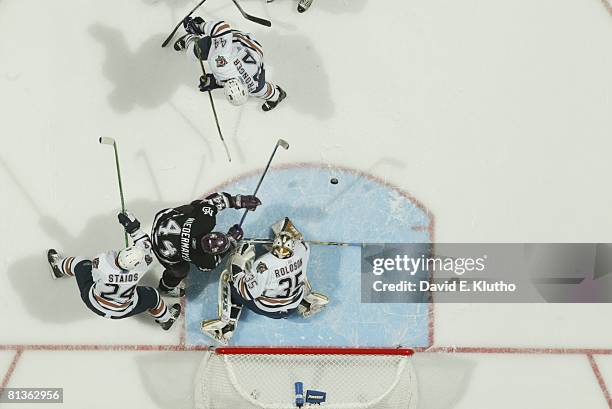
left=89, top=233, right=154, bottom=318
left=151, top=200, right=222, bottom=271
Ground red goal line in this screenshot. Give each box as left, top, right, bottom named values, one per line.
left=215, top=347, right=415, bottom=356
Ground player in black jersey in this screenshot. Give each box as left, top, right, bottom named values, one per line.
left=151, top=192, right=261, bottom=296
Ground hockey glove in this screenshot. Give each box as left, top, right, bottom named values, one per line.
left=227, top=224, right=244, bottom=246
left=230, top=195, right=262, bottom=210
left=199, top=74, right=221, bottom=92
left=183, top=16, right=206, bottom=35
left=118, top=212, right=140, bottom=234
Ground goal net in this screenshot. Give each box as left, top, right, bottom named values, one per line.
left=195, top=347, right=418, bottom=409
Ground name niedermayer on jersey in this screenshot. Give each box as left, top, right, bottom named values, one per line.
left=273, top=257, right=303, bottom=278
left=180, top=217, right=195, bottom=262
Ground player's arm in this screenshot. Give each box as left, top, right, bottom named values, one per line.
left=118, top=212, right=154, bottom=266
left=194, top=192, right=261, bottom=213
left=231, top=245, right=266, bottom=301
left=183, top=17, right=233, bottom=54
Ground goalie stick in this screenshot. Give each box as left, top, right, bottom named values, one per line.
left=161, top=0, right=207, bottom=48
left=244, top=238, right=364, bottom=247
left=231, top=0, right=272, bottom=27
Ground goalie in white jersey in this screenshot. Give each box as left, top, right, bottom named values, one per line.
left=173, top=16, right=287, bottom=112
left=201, top=217, right=329, bottom=344
left=47, top=212, right=181, bottom=330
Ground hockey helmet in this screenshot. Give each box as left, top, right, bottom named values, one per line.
left=224, top=78, right=249, bottom=106
left=272, top=231, right=295, bottom=259
left=201, top=232, right=231, bottom=255
left=117, top=246, right=146, bottom=271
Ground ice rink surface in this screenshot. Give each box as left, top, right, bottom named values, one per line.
left=1, top=0, right=612, bottom=407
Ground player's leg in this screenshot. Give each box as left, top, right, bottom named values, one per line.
left=158, top=261, right=189, bottom=297
left=47, top=249, right=85, bottom=280
left=47, top=249, right=95, bottom=299
left=201, top=270, right=244, bottom=345
left=297, top=279, right=329, bottom=318
left=251, top=67, right=287, bottom=112
left=230, top=285, right=291, bottom=319
left=48, top=250, right=109, bottom=317
left=125, top=287, right=181, bottom=330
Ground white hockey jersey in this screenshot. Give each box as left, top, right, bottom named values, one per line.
left=233, top=241, right=310, bottom=313
left=88, top=229, right=154, bottom=318
left=202, top=20, right=266, bottom=95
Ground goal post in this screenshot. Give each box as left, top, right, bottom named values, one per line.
left=195, top=347, right=418, bottom=409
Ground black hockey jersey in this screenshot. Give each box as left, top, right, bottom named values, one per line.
left=152, top=195, right=228, bottom=271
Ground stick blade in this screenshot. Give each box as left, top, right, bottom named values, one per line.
left=247, top=15, right=272, bottom=27
left=277, top=139, right=290, bottom=150
left=99, top=137, right=116, bottom=145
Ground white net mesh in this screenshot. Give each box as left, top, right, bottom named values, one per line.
left=195, top=350, right=418, bottom=409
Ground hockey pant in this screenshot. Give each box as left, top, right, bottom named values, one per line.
left=230, top=286, right=292, bottom=319
left=158, top=261, right=190, bottom=291
left=251, top=66, right=281, bottom=102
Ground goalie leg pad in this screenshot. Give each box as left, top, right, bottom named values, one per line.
left=298, top=292, right=329, bottom=318
left=201, top=270, right=243, bottom=345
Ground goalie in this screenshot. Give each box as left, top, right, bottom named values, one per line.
left=201, top=218, right=329, bottom=344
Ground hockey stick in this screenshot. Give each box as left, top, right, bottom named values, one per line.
left=239, top=139, right=290, bottom=227
left=99, top=137, right=129, bottom=247
left=195, top=41, right=232, bottom=162
left=161, top=0, right=207, bottom=48
left=231, top=0, right=272, bottom=27
left=244, top=238, right=363, bottom=247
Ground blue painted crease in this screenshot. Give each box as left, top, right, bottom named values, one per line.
left=185, top=166, right=432, bottom=348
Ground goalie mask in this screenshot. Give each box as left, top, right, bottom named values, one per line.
left=272, top=232, right=296, bottom=259
left=201, top=232, right=231, bottom=255
left=117, top=246, right=146, bottom=271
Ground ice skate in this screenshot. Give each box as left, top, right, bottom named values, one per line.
left=47, top=249, right=65, bottom=280
left=262, top=86, right=287, bottom=112
left=158, top=279, right=186, bottom=297
left=297, top=0, right=314, bottom=13
left=201, top=319, right=235, bottom=345
left=157, top=303, right=181, bottom=331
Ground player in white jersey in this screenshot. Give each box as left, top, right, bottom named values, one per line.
left=47, top=212, right=181, bottom=330
left=201, top=217, right=329, bottom=344
left=173, top=17, right=287, bottom=112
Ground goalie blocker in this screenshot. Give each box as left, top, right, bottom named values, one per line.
left=201, top=217, right=329, bottom=345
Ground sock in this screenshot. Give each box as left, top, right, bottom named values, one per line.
left=149, top=298, right=171, bottom=322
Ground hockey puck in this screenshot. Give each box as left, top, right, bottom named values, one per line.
left=330, top=178, right=338, bottom=185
